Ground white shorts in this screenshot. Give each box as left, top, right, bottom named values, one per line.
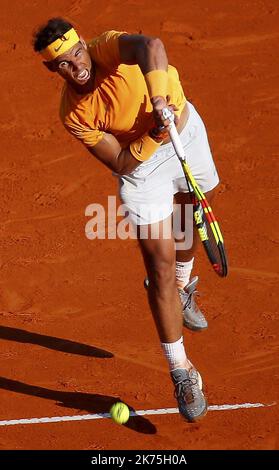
left=117, top=102, right=219, bottom=226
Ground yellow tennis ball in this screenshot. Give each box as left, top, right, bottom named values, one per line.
left=110, top=402, right=130, bottom=425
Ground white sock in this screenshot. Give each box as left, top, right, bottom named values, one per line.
left=176, top=258, right=194, bottom=289
left=161, top=336, right=187, bottom=371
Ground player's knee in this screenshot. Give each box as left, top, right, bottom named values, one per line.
left=148, top=257, right=176, bottom=288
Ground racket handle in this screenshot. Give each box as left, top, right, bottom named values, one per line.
left=162, top=107, right=186, bottom=161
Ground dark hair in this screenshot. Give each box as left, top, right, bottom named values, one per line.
left=33, top=17, right=74, bottom=52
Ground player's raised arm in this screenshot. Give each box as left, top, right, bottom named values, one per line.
left=86, top=33, right=177, bottom=174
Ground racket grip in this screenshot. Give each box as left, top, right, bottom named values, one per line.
left=162, top=107, right=186, bottom=161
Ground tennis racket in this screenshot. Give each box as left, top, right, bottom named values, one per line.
left=162, top=107, right=228, bottom=277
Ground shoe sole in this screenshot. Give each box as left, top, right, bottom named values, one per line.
left=183, top=319, right=208, bottom=332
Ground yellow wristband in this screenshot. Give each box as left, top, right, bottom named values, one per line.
left=130, top=133, right=162, bottom=162
left=144, top=70, right=168, bottom=99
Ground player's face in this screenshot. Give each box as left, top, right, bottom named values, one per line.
left=53, top=39, right=92, bottom=87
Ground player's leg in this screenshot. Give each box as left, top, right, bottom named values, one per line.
left=137, top=216, right=183, bottom=343
left=137, top=217, right=207, bottom=421
left=174, top=188, right=216, bottom=264
left=172, top=188, right=216, bottom=332
left=171, top=99, right=220, bottom=330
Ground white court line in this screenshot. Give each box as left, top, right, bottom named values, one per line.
left=0, top=402, right=276, bottom=427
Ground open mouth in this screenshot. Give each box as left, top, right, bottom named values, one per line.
left=76, top=69, right=90, bottom=82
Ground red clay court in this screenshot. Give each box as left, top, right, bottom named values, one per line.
left=0, top=0, right=278, bottom=450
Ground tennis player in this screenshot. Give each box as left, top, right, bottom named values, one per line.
left=33, top=18, right=219, bottom=422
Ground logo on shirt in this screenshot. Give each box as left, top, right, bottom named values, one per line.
left=138, top=140, right=143, bottom=155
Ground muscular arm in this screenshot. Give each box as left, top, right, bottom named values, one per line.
left=118, top=33, right=168, bottom=74
left=87, top=34, right=172, bottom=175
left=87, top=133, right=141, bottom=175
left=119, top=34, right=174, bottom=128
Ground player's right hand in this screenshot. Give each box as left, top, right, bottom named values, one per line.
left=151, top=95, right=179, bottom=130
